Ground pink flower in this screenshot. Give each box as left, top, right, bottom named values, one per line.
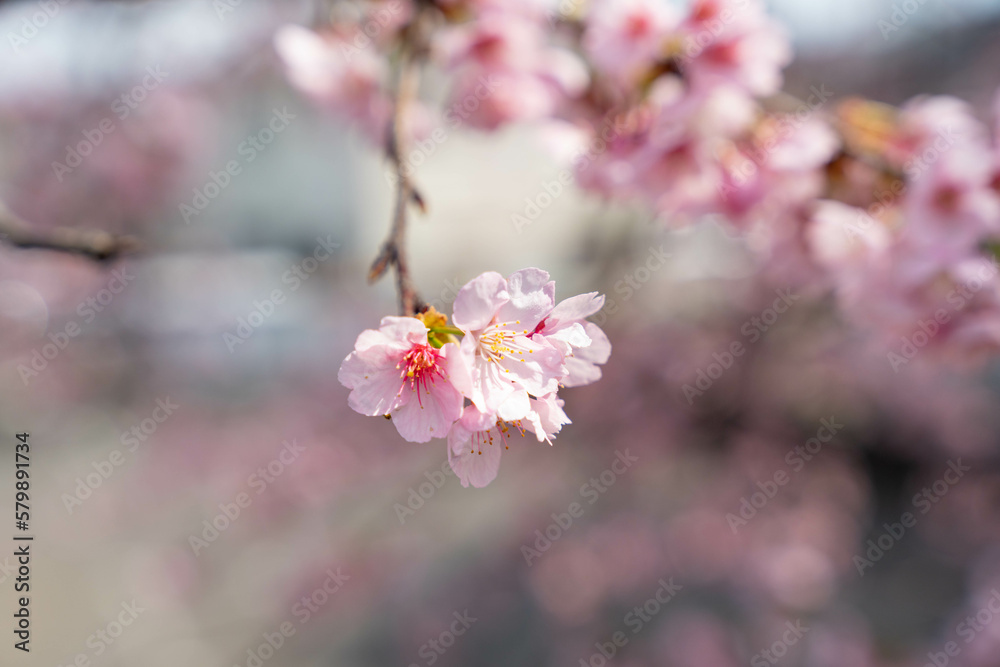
left=447, top=69, right=559, bottom=130
left=523, top=393, right=571, bottom=443
left=452, top=269, right=566, bottom=413
left=678, top=0, right=791, bottom=97
left=533, top=292, right=611, bottom=387
left=338, top=269, right=610, bottom=486
left=887, top=96, right=985, bottom=169
left=436, top=12, right=543, bottom=72
left=584, top=0, right=680, bottom=87
left=447, top=404, right=526, bottom=488
left=900, top=144, right=1000, bottom=271
left=436, top=9, right=587, bottom=130
left=338, top=317, right=466, bottom=443
left=447, top=393, right=569, bottom=487
left=274, top=24, right=391, bottom=142
left=712, top=115, right=838, bottom=224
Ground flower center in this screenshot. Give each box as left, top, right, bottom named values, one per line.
left=397, top=344, right=444, bottom=405
left=470, top=419, right=526, bottom=454
left=478, top=321, right=532, bottom=365
left=479, top=327, right=515, bottom=362
left=625, top=12, right=653, bottom=39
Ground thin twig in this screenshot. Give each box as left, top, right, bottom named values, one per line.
left=368, top=16, right=427, bottom=317
left=0, top=201, right=138, bottom=262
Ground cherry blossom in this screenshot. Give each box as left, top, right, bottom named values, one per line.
left=447, top=404, right=524, bottom=488
left=338, top=317, right=465, bottom=443
left=583, top=0, right=680, bottom=88
left=274, top=24, right=392, bottom=143
left=336, top=267, right=609, bottom=486
left=447, top=393, right=570, bottom=487
left=678, top=0, right=791, bottom=97
left=522, top=392, right=571, bottom=444
left=452, top=268, right=566, bottom=414
left=288, top=0, right=1000, bottom=482
left=532, top=292, right=611, bottom=387
left=437, top=9, right=588, bottom=129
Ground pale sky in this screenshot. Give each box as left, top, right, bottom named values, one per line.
left=768, top=0, right=1000, bottom=49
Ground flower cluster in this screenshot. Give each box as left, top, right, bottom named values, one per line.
left=338, top=269, right=610, bottom=487
left=274, top=21, right=395, bottom=144
left=279, top=0, right=1000, bottom=366
left=806, top=97, right=1000, bottom=365
left=572, top=0, right=800, bottom=220
left=433, top=1, right=588, bottom=130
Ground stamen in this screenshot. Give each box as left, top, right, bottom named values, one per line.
left=397, top=344, right=445, bottom=407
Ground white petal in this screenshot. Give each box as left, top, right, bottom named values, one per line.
left=453, top=272, right=509, bottom=331
left=447, top=424, right=503, bottom=488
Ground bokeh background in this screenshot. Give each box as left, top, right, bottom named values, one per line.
left=1, top=1, right=1000, bottom=666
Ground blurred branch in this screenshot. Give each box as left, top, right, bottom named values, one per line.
left=0, top=201, right=138, bottom=262
left=368, top=12, right=429, bottom=317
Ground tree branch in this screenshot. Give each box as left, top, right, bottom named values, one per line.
left=368, top=15, right=428, bottom=317
left=0, top=202, right=138, bottom=262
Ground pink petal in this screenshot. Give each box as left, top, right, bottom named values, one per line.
left=546, top=292, right=605, bottom=327
left=579, top=322, right=611, bottom=364
left=562, top=356, right=603, bottom=388
left=459, top=404, right=498, bottom=432
left=447, top=421, right=503, bottom=488
left=497, top=390, right=531, bottom=421
left=468, top=349, right=519, bottom=412
left=493, top=335, right=564, bottom=397
left=525, top=393, right=571, bottom=443
left=440, top=342, right=472, bottom=399
left=560, top=323, right=611, bottom=387
left=544, top=322, right=592, bottom=349
left=453, top=272, right=509, bottom=331
left=351, top=316, right=426, bottom=361
left=391, top=380, right=464, bottom=443
left=376, top=316, right=430, bottom=345
left=498, top=268, right=555, bottom=330
left=338, top=353, right=405, bottom=416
